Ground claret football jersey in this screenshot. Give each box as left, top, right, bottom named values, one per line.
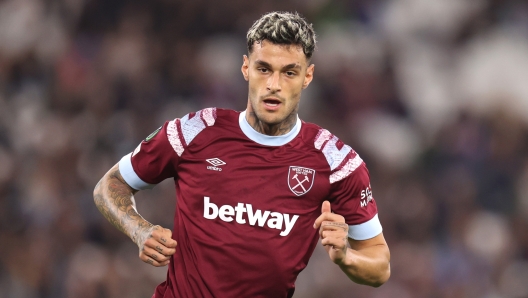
left=119, top=108, right=382, bottom=298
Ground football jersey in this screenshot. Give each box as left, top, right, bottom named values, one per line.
left=118, top=108, right=382, bottom=298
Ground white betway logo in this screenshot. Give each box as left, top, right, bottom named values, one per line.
left=203, top=197, right=299, bottom=236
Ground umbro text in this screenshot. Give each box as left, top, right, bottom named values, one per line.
left=203, top=197, right=299, bottom=236
left=207, top=166, right=222, bottom=171
left=206, top=158, right=226, bottom=171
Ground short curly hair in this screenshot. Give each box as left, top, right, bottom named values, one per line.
left=247, top=11, right=316, bottom=59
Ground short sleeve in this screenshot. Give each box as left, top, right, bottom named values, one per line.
left=119, top=121, right=178, bottom=190
left=328, top=158, right=382, bottom=240
left=313, top=128, right=382, bottom=240
left=118, top=108, right=218, bottom=190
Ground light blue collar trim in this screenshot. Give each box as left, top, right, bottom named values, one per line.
left=239, top=111, right=302, bottom=146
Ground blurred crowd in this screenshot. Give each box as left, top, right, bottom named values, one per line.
left=1, top=0, right=528, bottom=297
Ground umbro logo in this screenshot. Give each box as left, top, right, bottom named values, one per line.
left=206, top=158, right=225, bottom=171
left=206, top=158, right=226, bottom=166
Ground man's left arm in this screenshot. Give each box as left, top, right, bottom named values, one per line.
left=314, top=201, right=390, bottom=287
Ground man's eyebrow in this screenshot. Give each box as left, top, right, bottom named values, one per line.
left=254, top=60, right=302, bottom=70
left=255, top=60, right=272, bottom=68
left=282, top=63, right=301, bottom=70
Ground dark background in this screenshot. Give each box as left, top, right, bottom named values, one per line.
left=1, top=0, right=528, bottom=297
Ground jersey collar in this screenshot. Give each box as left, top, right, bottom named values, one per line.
left=239, top=110, right=302, bottom=146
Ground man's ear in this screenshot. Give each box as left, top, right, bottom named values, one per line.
left=303, top=64, right=315, bottom=89
left=241, top=55, right=249, bottom=81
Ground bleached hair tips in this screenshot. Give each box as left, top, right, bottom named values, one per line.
left=247, top=11, right=316, bottom=59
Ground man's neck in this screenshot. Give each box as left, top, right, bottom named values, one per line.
left=245, top=110, right=298, bottom=136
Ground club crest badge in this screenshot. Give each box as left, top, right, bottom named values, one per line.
left=288, top=166, right=316, bottom=196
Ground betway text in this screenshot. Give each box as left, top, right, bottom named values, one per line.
left=203, top=197, right=299, bottom=236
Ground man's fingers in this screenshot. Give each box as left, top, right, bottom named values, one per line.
left=141, top=246, right=171, bottom=263
left=140, top=253, right=170, bottom=267
left=313, top=201, right=331, bottom=229
left=314, top=212, right=346, bottom=229
left=321, top=236, right=347, bottom=249
left=321, top=200, right=331, bottom=214
left=313, top=212, right=335, bottom=229
left=315, top=207, right=350, bottom=264
left=320, top=223, right=348, bottom=238
left=151, top=228, right=178, bottom=248
left=321, top=229, right=347, bottom=239
left=320, top=221, right=348, bottom=231
left=161, top=229, right=178, bottom=248
left=161, top=236, right=178, bottom=248
left=320, top=231, right=348, bottom=248
left=137, top=225, right=176, bottom=266
left=144, top=237, right=177, bottom=256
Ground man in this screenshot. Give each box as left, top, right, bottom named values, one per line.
left=94, top=11, right=390, bottom=298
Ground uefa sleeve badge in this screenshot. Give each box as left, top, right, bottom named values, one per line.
left=145, top=127, right=162, bottom=142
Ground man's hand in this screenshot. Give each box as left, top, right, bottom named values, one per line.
left=314, top=201, right=391, bottom=286
left=137, top=225, right=177, bottom=267
left=313, top=201, right=349, bottom=265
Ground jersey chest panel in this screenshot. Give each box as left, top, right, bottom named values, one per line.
left=178, top=138, right=330, bottom=209
left=172, top=131, right=332, bottom=242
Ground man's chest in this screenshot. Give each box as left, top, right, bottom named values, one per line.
left=176, top=139, right=332, bottom=212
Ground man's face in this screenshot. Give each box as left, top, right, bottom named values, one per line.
left=241, top=40, right=314, bottom=127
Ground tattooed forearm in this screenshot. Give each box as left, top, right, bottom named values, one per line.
left=93, top=164, right=153, bottom=246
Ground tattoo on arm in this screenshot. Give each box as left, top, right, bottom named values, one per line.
left=94, top=165, right=153, bottom=246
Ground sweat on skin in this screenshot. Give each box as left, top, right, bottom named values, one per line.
left=203, top=196, right=299, bottom=236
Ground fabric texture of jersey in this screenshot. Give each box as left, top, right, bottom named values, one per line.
left=119, top=108, right=382, bottom=298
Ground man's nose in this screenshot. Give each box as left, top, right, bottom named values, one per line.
left=266, top=72, right=281, bottom=92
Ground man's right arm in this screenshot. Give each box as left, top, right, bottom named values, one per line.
left=93, top=163, right=177, bottom=267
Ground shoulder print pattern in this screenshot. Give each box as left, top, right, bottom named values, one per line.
left=314, top=129, right=364, bottom=184
left=167, top=108, right=217, bottom=156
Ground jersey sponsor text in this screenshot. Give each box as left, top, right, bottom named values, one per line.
left=360, top=186, right=373, bottom=207
left=203, top=197, right=299, bottom=236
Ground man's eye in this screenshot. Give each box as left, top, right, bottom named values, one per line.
left=258, top=68, right=268, bottom=73
left=286, top=71, right=296, bottom=76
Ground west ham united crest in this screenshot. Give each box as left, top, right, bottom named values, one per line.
left=288, top=166, right=316, bottom=196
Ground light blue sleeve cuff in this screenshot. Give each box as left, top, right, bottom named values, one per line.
left=348, top=214, right=383, bottom=240
left=118, top=153, right=156, bottom=190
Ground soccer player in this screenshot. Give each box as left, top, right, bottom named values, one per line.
left=94, top=11, right=390, bottom=298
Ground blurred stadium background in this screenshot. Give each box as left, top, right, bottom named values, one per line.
left=1, top=0, right=528, bottom=297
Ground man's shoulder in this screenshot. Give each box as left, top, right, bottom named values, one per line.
left=299, top=121, right=350, bottom=150
left=300, top=120, right=362, bottom=178
left=168, top=107, right=239, bottom=128
left=164, top=107, right=240, bottom=156
left=214, top=108, right=241, bottom=123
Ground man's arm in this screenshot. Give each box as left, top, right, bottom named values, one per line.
left=340, top=234, right=390, bottom=286
left=93, top=163, right=177, bottom=267
left=314, top=201, right=390, bottom=287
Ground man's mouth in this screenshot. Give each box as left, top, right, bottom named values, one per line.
left=263, top=98, right=281, bottom=107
